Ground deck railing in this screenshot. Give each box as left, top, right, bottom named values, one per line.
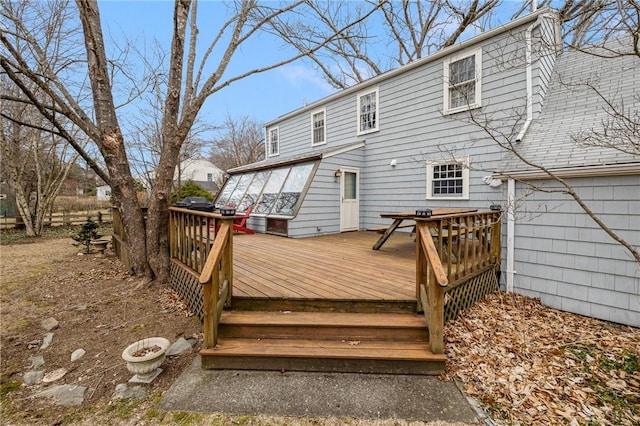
left=169, top=207, right=234, bottom=347
left=416, top=210, right=502, bottom=354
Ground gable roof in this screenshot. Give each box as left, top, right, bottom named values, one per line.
left=500, top=37, right=640, bottom=178
left=266, top=7, right=556, bottom=127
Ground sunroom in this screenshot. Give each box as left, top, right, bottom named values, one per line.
left=213, top=142, right=365, bottom=237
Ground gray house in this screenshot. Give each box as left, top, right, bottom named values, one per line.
left=214, top=9, right=639, bottom=326
left=496, top=37, right=639, bottom=327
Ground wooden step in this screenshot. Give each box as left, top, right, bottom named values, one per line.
left=219, top=311, right=429, bottom=342
left=229, top=297, right=418, bottom=313
left=201, top=338, right=445, bottom=375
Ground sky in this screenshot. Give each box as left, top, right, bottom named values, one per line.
left=97, top=1, right=533, bottom=133
left=99, top=0, right=337, bottom=128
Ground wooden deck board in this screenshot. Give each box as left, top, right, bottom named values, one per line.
left=232, top=231, right=416, bottom=301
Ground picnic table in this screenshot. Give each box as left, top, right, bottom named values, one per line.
left=371, top=208, right=478, bottom=250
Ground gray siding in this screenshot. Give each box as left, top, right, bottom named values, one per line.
left=288, top=148, right=365, bottom=237
left=512, top=176, right=640, bottom=327
left=270, top=17, right=556, bottom=231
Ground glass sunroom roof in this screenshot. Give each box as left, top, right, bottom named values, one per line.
left=215, top=161, right=318, bottom=218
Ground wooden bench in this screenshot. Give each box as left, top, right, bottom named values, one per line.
left=367, top=222, right=416, bottom=234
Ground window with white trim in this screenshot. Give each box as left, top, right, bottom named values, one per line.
left=443, top=49, right=482, bottom=114
left=311, top=109, right=326, bottom=146
left=426, top=156, right=470, bottom=200
left=267, top=127, right=279, bottom=156
left=357, top=87, right=379, bottom=135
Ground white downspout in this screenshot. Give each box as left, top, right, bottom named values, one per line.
left=515, top=20, right=535, bottom=142
left=506, top=178, right=516, bottom=292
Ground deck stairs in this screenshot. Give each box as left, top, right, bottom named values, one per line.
left=200, top=300, right=446, bottom=375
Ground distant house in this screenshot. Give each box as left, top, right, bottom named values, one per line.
left=96, top=185, right=111, bottom=201
left=175, top=157, right=225, bottom=193
left=213, top=9, right=639, bottom=326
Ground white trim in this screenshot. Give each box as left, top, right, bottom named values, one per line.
left=494, top=163, right=640, bottom=180
left=443, top=48, right=482, bottom=115
left=339, top=166, right=360, bottom=232
left=506, top=178, right=515, bottom=293
left=425, top=156, right=470, bottom=200
left=267, top=126, right=280, bottom=157
left=356, top=87, right=379, bottom=135
left=310, top=107, right=326, bottom=146
left=266, top=8, right=554, bottom=127
left=322, top=141, right=366, bottom=158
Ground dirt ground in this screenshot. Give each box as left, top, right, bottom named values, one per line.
left=0, top=237, right=202, bottom=425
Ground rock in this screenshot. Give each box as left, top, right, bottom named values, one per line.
left=166, top=337, right=192, bottom=356
left=186, top=338, right=197, bottom=347
left=72, top=304, right=88, bottom=311
left=113, top=383, right=146, bottom=400
left=41, top=317, right=59, bottom=331
left=29, top=355, right=45, bottom=370
left=35, top=384, right=87, bottom=406
left=71, top=348, right=86, bottom=362
left=42, top=368, right=67, bottom=383
left=40, top=333, right=54, bottom=350
left=23, top=370, right=45, bottom=385
left=27, top=339, right=41, bottom=349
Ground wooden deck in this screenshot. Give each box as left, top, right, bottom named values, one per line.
left=231, top=231, right=416, bottom=301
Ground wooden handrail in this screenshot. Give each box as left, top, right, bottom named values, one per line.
left=167, top=207, right=234, bottom=349
left=199, top=222, right=230, bottom=284
left=415, top=210, right=502, bottom=354
left=418, top=224, right=449, bottom=287
left=198, top=218, right=233, bottom=349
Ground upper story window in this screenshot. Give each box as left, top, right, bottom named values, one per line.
left=207, top=173, right=213, bottom=182
left=357, top=87, right=379, bottom=135
left=443, top=49, right=482, bottom=114
left=426, top=156, right=470, bottom=200
left=268, top=127, right=279, bottom=156
left=311, top=109, right=326, bottom=146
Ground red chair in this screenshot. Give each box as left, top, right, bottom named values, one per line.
left=232, top=205, right=254, bottom=234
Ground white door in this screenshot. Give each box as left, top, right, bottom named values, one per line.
left=340, top=167, right=359, bottom=232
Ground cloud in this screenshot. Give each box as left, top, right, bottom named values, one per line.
left=279, top=64, right=335, bottom=95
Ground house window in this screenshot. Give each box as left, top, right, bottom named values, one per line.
left=207, top=173, right=213, bottom=182
left=357, top=87, right=379, bottom=135
left=268, top=127, right=279, bottom=156
left=443, top=49, right=482, bottom=114
left=426, top=156, right=470, bottom=200
left=311, top=109, right=326, bottom=145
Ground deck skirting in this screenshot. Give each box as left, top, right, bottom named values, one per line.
left=170, top=260, right=204, bottom=320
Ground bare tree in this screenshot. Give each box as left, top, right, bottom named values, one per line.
left=209, top=114, right=264, bottom=172
left=1, top=0, right=381, bottom=283
left=1, top=78, right=83, bottom=237
left=458, top=4, right=640, bottom=263
left=268, top=0, right=500, bottom=89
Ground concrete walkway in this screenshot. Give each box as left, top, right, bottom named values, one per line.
left=160, top=357, right=484, bottom=424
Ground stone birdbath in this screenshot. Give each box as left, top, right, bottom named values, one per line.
left=121, top=337, right=170, bottom=383
left=89, top=239, right=110, bottom=256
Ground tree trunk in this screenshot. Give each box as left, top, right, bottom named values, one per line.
left=76, top=0, right=152, bottom=279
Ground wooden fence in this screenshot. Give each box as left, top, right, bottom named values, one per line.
left=0, top=210, right=112, bottom=230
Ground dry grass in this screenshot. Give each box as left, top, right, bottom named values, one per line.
left=52, top=195, right=111, bottom=213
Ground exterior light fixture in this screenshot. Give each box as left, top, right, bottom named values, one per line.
left=334, top=170, right=342, bottom=178
left=416, top=208, right=432, bottom=218
left=490, top=204, right=502, bottom=211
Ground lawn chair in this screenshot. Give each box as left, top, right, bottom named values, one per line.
left=232, top=205, right=254, bottom=234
